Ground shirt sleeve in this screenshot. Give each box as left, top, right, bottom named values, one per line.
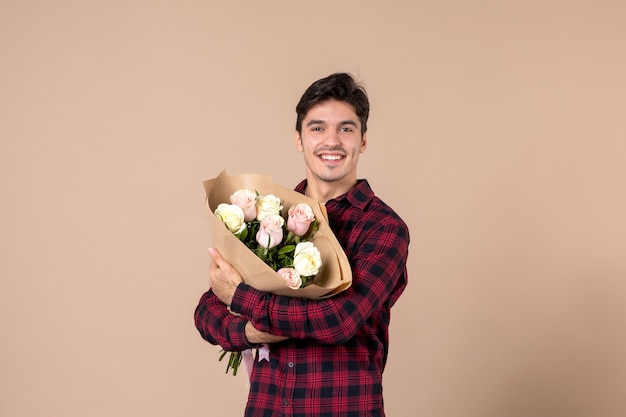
left=194, top=289, right=258, bottom=351
left=229, top=217, right=409, bottom=344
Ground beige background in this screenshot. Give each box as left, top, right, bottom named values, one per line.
left=1, top=1, right=625, bottom=416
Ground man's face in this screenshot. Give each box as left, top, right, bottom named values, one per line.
left=295, top=99, right=367, bottom=189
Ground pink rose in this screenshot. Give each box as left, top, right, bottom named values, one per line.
left=230, top=189, right=257, bottom=222
left=287, top=203, right=315, bottom=236
left=255, top=214, right=284, bottom=248
left=277, top=268, right=302, bottom=290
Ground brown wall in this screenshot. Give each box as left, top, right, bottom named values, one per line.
left=1, top=1, right=625, bottom=416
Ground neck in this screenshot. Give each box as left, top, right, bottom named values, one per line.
left=305, top=179, right=357, bottom=204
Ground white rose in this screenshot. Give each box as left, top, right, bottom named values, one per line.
left=214, top=203, right=246, bottom=234
left=293, top=241, right=322, bottom=277
left=277, top=268, right=302, bottom=290
left=256, top=194, right=282, bottom=221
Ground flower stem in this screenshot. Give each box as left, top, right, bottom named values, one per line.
left=219, top=350, right=242, bottom=376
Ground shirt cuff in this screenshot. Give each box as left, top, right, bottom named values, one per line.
left=230, top=283, right=263, bottom=319
left=228, top=316, right=256, bottom=350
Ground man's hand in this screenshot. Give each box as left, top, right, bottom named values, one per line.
left=208, top=247, right=243, bottom=306
left=245, top=322, right=289, bottom=344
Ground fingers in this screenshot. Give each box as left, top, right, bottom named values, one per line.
left=208, top=247, right=225, bottom=267
left=208, top=246, right=219, bottom=259
left=208, top=250, right=220, bottom=286
left=208, top=248, right=228, bottom=288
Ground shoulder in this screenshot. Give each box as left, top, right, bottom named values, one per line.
left=352, top=180, right=410, bottom=238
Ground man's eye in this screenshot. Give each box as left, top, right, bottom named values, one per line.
left=340, top=127, right=353, bottom=132
left=311, top=126, right=323, bottom=132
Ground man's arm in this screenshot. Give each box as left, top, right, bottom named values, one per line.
left=207, top=247, right=241, bottom=306
left=245, top=322, right=288, bottom=344
left=194, top=290, right=285, bottom=351
left=230, top=218, right=409, bottom=344
left=197, top=249, right=288, bottom=348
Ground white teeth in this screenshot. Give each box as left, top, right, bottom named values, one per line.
left=321, top=155, right=342, bottom=161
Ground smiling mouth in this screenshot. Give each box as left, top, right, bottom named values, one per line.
left=320, top=154, right=343, bottom=161
left=317, top=152, right=346, bottom=164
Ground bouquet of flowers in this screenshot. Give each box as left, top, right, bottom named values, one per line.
left=214, top=189, right=323, bottom=289
left=213, top=190, right=322, bottom=375
left=203, top=170, right=353, bottom=376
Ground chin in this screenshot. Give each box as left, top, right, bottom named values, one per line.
left=316, top=172, right=347, bottom=183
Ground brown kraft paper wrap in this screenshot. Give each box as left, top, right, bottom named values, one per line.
left=203, top=170, right=353, bottom=299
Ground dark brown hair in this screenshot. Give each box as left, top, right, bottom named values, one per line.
left=295, top=73, right=369, bottom=135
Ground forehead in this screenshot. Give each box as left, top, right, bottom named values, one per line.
left=303, top=100, right=359, bottom=125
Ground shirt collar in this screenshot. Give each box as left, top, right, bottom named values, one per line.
left=294, top=179, right=373, bottom=211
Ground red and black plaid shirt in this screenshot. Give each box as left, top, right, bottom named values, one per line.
left=195, top=179, right=409, bottom=417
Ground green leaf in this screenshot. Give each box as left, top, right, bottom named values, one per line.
left=277, top=245, right=295, bottom=255
left=236, top=227, right=248, bottom=241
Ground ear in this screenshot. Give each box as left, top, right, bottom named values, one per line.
left=360, top=133, right=368, bottom=153
left=295, top=131, right=303, bottom=152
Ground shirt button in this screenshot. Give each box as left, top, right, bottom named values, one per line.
left=288, top=362, right=294, bottom=368
left=283, top=400, right=289, bottom=406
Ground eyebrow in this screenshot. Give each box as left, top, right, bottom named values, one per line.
left=306, top=119, right=358, bottom=127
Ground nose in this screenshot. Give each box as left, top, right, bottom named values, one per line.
left=322, top=128, right=342, bottom=147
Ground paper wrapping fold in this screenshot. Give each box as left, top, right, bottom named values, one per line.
left=203, top=170, right=352, bottom=299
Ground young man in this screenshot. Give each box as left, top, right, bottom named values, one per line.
left=195, top=73, right=410, bottom=417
